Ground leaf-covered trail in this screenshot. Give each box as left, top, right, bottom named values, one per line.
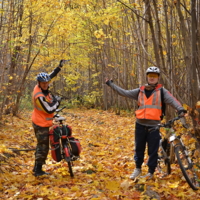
left=0, top=109, right=200, bottom=200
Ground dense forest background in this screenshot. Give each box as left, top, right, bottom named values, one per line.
left=0, top=0, right=200, bottom=142
left=0, top=1, right=200, bottom=198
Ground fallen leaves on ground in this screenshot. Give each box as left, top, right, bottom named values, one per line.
left=0, top=108, right=200, bottom=200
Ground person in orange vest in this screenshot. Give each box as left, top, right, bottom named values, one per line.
left=32, top=60, right=66, bottom=177
left=105, top=66, right=187, bottom=180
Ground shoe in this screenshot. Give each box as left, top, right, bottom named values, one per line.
left=130, top=168, right=141, bottom=180
left=140, top=172, right=153, bottom=180
left=34, top=164, right=49, bottom=177
left=34, top=170, right=49, bottom=177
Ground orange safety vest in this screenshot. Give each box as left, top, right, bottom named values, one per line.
left=32, top=85, right=54, bottom=127
left=135, top=84, right=162, bottom=120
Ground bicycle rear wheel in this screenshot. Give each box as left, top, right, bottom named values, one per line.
left=157, top=144, right=171, bottom=176
left=175, top=145, right=199, bottom=190
left=64, top=145, right=74, bottom=177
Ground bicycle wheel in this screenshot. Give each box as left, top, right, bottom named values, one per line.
left=157, top=144, right=171, bottom=176
left=64, top=146, right=74, bottom=177
left=175, top=145, right=199, bottom=190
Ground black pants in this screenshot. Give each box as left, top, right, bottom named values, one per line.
left=134, top=122, right=161, bottom=174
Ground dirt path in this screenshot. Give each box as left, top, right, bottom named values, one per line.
left=0, top=108, right=199, bottom=199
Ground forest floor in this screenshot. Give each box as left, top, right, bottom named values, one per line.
left=0, top=108, right=200, bottom=200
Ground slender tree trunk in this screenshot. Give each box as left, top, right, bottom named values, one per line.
left=145, top=0, right=161, bottom=67
left=191, top=0, right=199, bottom=104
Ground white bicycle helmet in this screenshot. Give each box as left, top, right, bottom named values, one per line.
left=37, top=72, right=51, bottom=82
left=146, top=66, right=160, bottom=75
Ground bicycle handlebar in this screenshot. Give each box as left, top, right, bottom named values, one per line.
left=53, top=106, right=66, bottom=118
left=148, top=116, right=184, bottom=132
left=56, top=106, right=66, bottom=113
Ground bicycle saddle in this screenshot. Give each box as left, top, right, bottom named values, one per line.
left=54, top=116, right=66, bottom=122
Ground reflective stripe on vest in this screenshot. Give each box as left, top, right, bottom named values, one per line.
left=34, top=91, right=43, bottom=99
left=139, top=105, right=162, bottom=109
left=135, top=87, right=162, bottom=120
left=34, top=102, right=43, bottom=111
left=46, top=117, right=54, bottom=120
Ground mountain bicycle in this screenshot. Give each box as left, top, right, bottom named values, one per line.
left=149, top=115, right=200, bottom=190
left=49, top=106, right=81, bottom=177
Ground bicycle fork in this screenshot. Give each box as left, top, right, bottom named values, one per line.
left=169, top=134, right=193, bottom=167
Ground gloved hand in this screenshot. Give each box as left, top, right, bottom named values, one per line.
left=59, top=60, right=65, bottom=68
left=59, top=59, right=70, bottom=68
left=105, top=78, right=113, bottom=86
left=54, top=95, right=62, bottom=103
left=178, top=109, right=187, bottom=117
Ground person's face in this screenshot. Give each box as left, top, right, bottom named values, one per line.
left=39, top=81, right=50, bottom=90
left=147, top=73, right=159, bottom=85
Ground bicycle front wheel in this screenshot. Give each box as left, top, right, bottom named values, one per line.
left=67, top=161, right=73, bottom=178
left=64, top=146, right=74, bottom=177
left=175, top=145, right=199, bottom=190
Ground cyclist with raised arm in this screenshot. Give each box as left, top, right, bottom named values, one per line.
left=105, top=66, right=187, bottom=180
left=32, top=60, right=65, bottom=177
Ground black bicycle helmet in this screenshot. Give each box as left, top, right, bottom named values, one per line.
left=37, top=72, right=51, bottom=82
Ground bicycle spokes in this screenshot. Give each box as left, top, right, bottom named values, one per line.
left=175, top=146, right=199, bottom=190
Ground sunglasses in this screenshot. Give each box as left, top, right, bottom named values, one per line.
left=147, top=74, right=159, bottom=78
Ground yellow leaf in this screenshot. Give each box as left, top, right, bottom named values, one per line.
left=71, top=186, right=79, bottom=192
left=97, top=165, right=103, bottom=172
left=132, top=3, right=139, bottom=7
left=96, top=152, right=105, bottom=156
left=168, top=181, right=179, bottom=188
left=104, top=19, right=109, bottom=25
left=92, top=180, right=99, bottom=186
left=196, top=101, right=200, bottom=108
left=0, top=9, right=5, bottom=13
left=57, top=10, right=63, bottom=15
left=105, top=181, right=120, bottom=191
left=182, top=103, right=189, bottom=110
left=172, top=41, right=177, bottom=46
left=172, top=34, right=176, bottom=38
